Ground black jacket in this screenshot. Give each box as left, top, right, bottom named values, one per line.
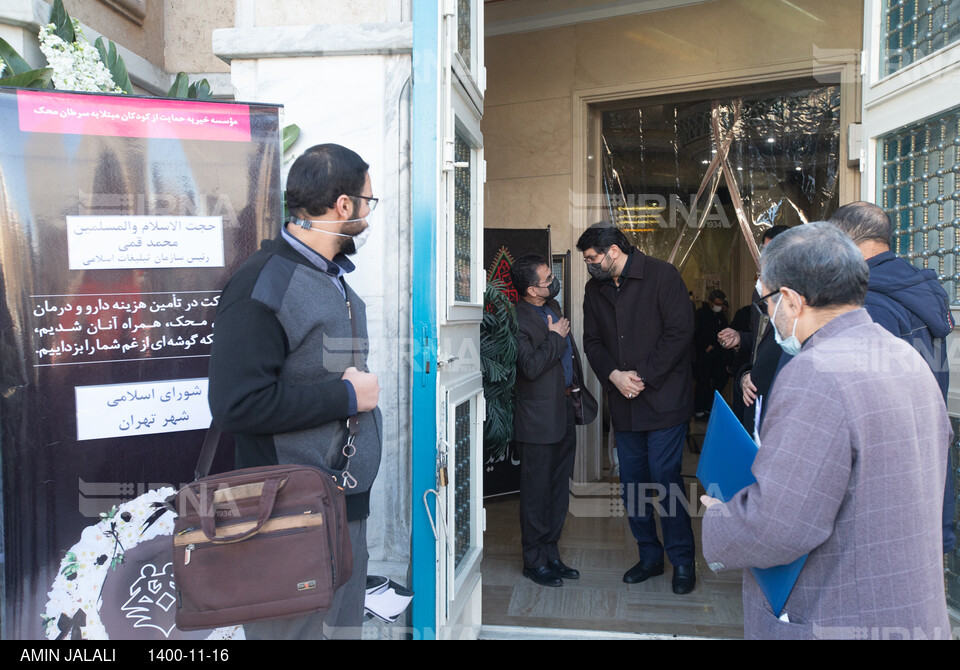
left=513, top=299, right=594, bottom=443
left=582, top=248, right=694, bottom=432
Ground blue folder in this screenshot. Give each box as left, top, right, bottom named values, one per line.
left=696, top=391, right=808, bottom=617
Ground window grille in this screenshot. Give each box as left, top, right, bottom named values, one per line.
left=879, top=106, right=960, bottom=305
left=454, top=401, right=472, bottom=568
left=454, top=130, right=472, bottom=303
left=883, top=0, right=960, bottom=77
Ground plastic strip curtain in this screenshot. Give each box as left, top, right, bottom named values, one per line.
left=600, top=86, right=841, bottom=272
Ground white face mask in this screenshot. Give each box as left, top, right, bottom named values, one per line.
left=295, top=217, right=370, bottom=250
left=349, top=226, right=371, bottom=251
left=711, top=304, right=723, bottom=313
left=771, top=294, right=802, bottom=356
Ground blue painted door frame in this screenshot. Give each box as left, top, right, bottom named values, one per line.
left=410, top=0, right=440, bottom=640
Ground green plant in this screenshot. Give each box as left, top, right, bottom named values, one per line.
left=280, top=124, right=302, bottom=221
left=166, top=72, right=212, bottom=100
left=481, top=278, right=518, bottom=462
left=0, top=36, right=52, bottom=88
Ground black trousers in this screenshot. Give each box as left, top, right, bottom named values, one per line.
left=694, top=348, right=728, bottom=413
left=517, top=399, right=577, bottom=569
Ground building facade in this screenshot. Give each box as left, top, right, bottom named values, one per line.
left=1, top=0, right=958, bottom=639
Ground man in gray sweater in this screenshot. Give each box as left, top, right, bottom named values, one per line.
left=701, top=223, right=951, bottom=639
left=209, top=144, right=382, bottom=639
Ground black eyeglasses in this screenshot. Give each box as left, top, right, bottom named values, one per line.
left=348, top=194, right=379, bottom=212
left=752, top=289, right=780, bottom=314
left=582, top=250, right=608, bottom=264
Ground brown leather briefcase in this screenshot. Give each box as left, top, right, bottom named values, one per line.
left=172, top=428, right=352, bottom=631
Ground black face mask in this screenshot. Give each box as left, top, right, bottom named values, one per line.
left=545, top=276, right=561, bottom=298
left=587, top=261, right=612, bottom=282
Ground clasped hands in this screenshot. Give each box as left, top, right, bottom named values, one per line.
left=609, top=369, right=644, bottom=399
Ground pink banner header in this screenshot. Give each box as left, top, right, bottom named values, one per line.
left=17, top=90, right=251, bottom=142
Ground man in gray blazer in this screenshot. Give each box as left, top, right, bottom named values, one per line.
left=511, top=254, right=596, bottom=587
left=702, top=222, right=952, bottom=639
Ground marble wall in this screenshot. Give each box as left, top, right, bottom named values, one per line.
left=252, top=0, right=397, bottom=26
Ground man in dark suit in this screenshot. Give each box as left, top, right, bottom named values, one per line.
left=511, top=254, right=596, bottom=587
left=577, top=222, right=697, bottom=595
left=693, top=288, right=729, bottom=419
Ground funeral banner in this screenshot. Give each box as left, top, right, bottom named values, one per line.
left=0, top=88, right=282, bottom=640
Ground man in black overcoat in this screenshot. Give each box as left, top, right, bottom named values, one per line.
left=576, top=222, right=697, bottom=595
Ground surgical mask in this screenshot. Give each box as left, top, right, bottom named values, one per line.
left=711, top=304, right=722, bottom=313
left=771, top=294, right=802, bottom=356
left=348, top=226, right=371, bottom=251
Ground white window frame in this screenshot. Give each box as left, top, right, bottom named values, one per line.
left=862, top=0, right=960, bottom=203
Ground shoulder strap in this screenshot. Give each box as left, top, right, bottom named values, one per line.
left=194, top=422, right=222, bottom=481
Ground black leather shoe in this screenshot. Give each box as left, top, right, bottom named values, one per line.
left=548, top=559, right=580, bottom=580
left=672, top=564, right=696, bottom=595
left=623, top=560, right=665, bottom=584
left=523, top=565, right=562, bottom=587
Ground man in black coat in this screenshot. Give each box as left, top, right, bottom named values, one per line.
left=577, top=222, right=697, bottom=595
left=693, top=289, right=730, bottom=418
left=718, top=225, right=790, bottom=434
left=511, top=254, right=596, bottom=587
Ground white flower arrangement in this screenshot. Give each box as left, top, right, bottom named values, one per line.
left=38, top=19, right=122, bottom=94
left=42, top=486, right=241, bottom=640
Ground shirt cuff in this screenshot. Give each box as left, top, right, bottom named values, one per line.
left=342, top=379, right=358, bottom=416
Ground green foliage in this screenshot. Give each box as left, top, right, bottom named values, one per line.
left=50, top=0, right=75, bottom=43
left=94, top=37, right=133, bottom=94
left=0, top=37, right=33, bottom=77
left=60, top=551, right=78, bottom=578
left=481, top=278, right=518, bottom=462
left=187, top=78, right=212, bottom=100
left=282, top=124, right=300, bottom=154
left=0, top=37, right=51, bottom=89
left=167, top=73, right=212, bottom=100
left=166, top=72, right=189, bottom=99
left=0, top=67, right=53, bottom=89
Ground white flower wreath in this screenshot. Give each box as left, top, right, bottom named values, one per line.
left=42, top=486, right=241, bottom=640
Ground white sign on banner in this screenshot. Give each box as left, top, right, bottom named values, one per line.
left=75, top=378, right=211, bottom=441
left=66, top=215, right=225, bottom=270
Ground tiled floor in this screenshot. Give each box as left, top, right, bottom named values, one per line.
left=480, top=419, right=745, bottom=639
